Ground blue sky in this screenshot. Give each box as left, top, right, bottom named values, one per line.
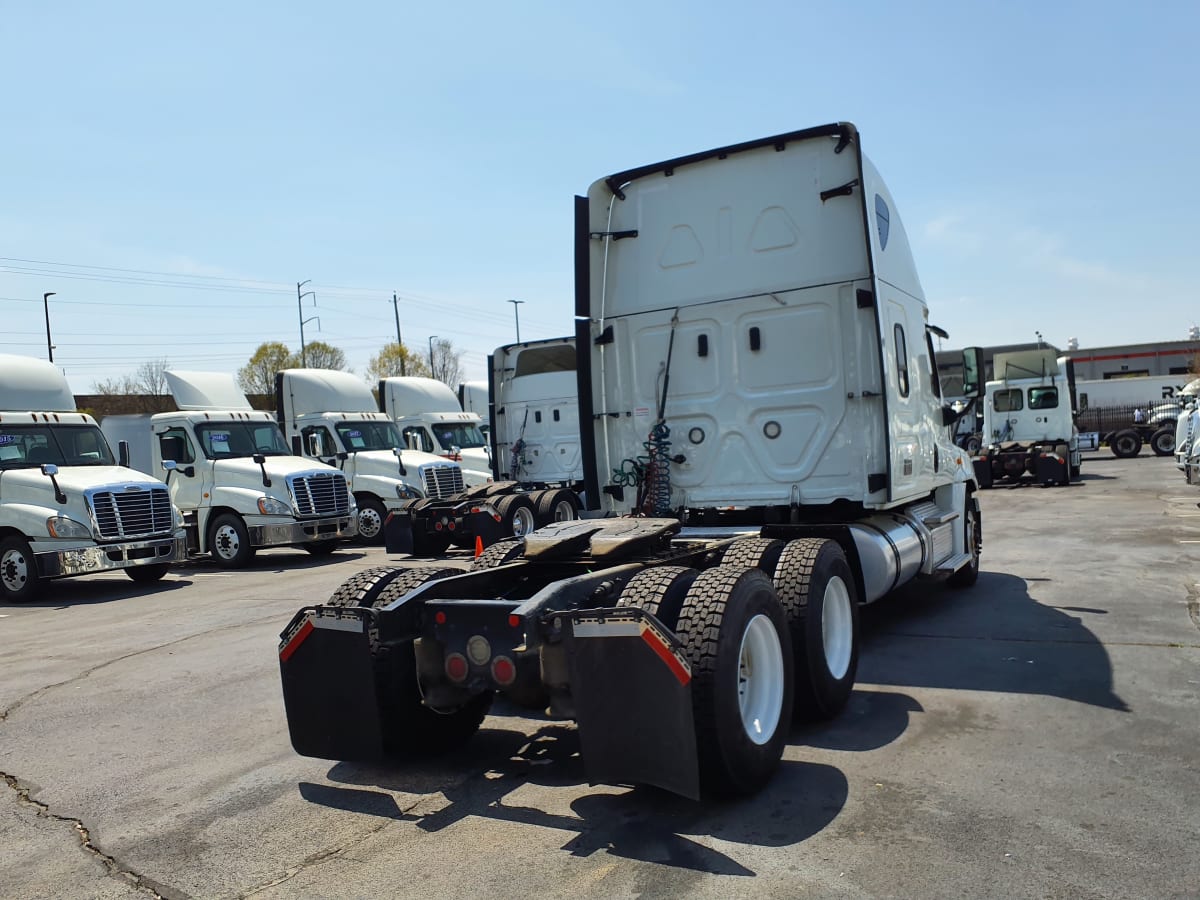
left=2, top=1, right=1196, bottom=390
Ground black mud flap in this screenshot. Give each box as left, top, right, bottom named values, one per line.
left=383, top=510, right=414, bottom=555
left=564, top=608, right=700, bottom=800
left=278, top=606, right=384, bottom=760
left=464, top=503, right=504, bottom=549
left=1036, top=453, right=1067, bottom=486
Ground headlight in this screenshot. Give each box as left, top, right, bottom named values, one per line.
left=397, top=483, right=423, bottom=500
left=47, top=516, right=92, bottom=539
left=257, top=496, right=291, bottom=516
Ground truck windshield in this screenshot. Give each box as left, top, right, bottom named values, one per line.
left=433, top=423, right=486, bottom=450
left=334, top=420, right=403, bottom=453
left=194, top=422, right=291, bottom=459
left=0, top=424, right=116, bottom=470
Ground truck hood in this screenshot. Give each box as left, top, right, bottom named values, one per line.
left=0, top=465, right=165, bottom=496
left=347, top=449, right=456, bottom=480
left=212, top=456, right=339, bottom=481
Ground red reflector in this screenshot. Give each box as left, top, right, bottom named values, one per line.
left=493, top=514, right=501, bottom=522
left=447, top=521, right=456, bottom=531
left=445, top=653, right=469, bottom=682
left=508, top=614, right=520, bottom=628
left=435, top=611, right=446, bottom=625
left=491, top=656, right=516, bottom=686
left=434, top=522, right=443, bottom=531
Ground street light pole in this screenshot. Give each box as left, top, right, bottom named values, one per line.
left=42, top=292, right=56, bottom=362
left=508, top=299, right=524, bottom=343
left=428, top=335, right=438, bottom=378
left=297, top=280, right=318, bottom=367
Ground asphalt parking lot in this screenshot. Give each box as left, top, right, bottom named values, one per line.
left=2, top=454, right=1198, bottom=899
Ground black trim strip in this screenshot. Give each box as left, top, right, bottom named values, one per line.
left=486, top=355, right=499, bottom=481
left=574, top=195, right=601, bottom=510
left=603, top=123, right=857, bottom=200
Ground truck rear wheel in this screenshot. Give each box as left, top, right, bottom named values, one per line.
left=495, top=494, right=537, bottom=539
left=674, top=566, right=793, bottom=797
left=773, top=538, right=859, bottom=721
left=1151, top=427, right=1176, bottom=456
left=470, top=537, right=525, bottom=571
left=616, top=565, right=700, bottom=630
left=208, top=513, right=255, bottom=568
left=325, top=566, right=409, bottom=607
left=369, top=567, right=492, bottom=755
left=0, top=536, right=40, bottom=603
left=716, top=537, right=785, bottom=574
left=534, top=489, right=579, bottom=526
left=1110, top=430, right=1142, bottom=458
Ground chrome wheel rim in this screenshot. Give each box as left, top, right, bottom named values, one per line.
left=1, top=548, right=29, bottom=594
left=358, top=507, right=383, bottom=540
left=511, top=506, right=537, bottom=537
left=552, top=499, right=577, bottom=522
left=214, top=524, right=241, bottom=560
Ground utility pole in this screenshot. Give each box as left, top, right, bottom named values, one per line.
left=428, top=335, right=438, bottom=379
left=297, top=280, right=318, bottom=367
left=392, top=291, right=406, bottom=376
left=42, top=292, right=56, bottom=362
left=508, top=299, right=524, bottom=343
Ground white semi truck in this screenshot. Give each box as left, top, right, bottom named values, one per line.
left=974, top=349, right=1082, bottom=487
left=279, top=122, right=985, bottom=800
left=100, top=371, right=357, bottom=568
left=377, top=377, right=492, bottom=484
left=273, top=368, right=466, bottom=543
left=0, top=354, right=184, bottom=602
left=488, top=336, right=584, bottom=493
left=457, top=381, right=489, bottom=434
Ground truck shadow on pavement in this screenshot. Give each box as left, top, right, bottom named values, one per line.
left=858, top=572, right=1127, bottom=711
left=307, top=721, right=850, bottom=876
left=2, top=576, right=193, bottom=608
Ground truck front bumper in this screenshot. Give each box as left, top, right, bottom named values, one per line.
left=35, top=533, right=185, bottom=579
left=248, top=515, right=357, bottom=548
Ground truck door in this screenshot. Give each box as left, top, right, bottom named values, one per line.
left=880, top=297, right=937, bottom=500
left=157, top=426, right=206, bottom=513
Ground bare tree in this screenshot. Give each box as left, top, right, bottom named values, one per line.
left=430, top=338, right=463, bottom=388
left=133, top=358, right=171, bottom=396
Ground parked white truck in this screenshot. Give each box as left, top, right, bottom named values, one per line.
left=974, top=349, right=1081, bottom=487
left=0, top=354, right=184, bottom=602
left=100, top=371, right=356, bottom=568
left=457, top=381, right=489, bottom=435
left=488, top=336, right=584, bottom=493
left=279, top=123, right=986, bottom=800
left=377, top=377, right=492, bottom=485
left=274, top=368, right=466, bottom=543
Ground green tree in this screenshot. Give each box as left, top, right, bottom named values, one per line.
left=366, top=342, right=431, bottom=382
left=300, top=340, right=348, bottom=371
left=238, top=342, right=295, bottom=395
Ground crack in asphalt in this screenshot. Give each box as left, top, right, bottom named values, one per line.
left=1, top=770, right=167, bottom=899
left=0, top=608, right=289, bottom=898
left=237, top=798, right=426, bottom=897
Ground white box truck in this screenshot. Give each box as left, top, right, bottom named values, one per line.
left=0, top=354, right=184, bottom=602
left=279, top=122, right=985, bottom=800
left=101, top=371, right=357, bottom=568
left=274, top=368, right=466, bottom=543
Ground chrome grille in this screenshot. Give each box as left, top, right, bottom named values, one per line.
left=421, top=463, right=465, bottom=499
left=290, top=472, right=351, bottom=517
left=90, top=487, right=174, bottom=539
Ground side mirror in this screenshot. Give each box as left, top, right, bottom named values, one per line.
left=160, top=435, right=184, bottom=463
left=961, top=346, right=985, bottom=398
left=40, top=463, right=59, bottom=477
left=291, top=434, right=303, bottom=456
left=118, top=439, right=131, bottom=468
left=162, top=460, right=178, bottom=471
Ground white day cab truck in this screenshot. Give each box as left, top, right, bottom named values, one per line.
left=973, top=349, right=1083, bottom=487
left=278, top=123, right=985, bottom=800
left=488, top=336, right=585, bottom=501
left=378, top=375, right=581, bottom=552
left=100, top=371, right=357, bottom=569
left=274, top=368, right=467, bottom=544
left=0, top=355, right=184, bottom=602
left=457, top=381, right=489, bottom=437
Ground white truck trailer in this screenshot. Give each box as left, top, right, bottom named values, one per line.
left=488, top=336, right=584, bottom=494
left=974, top=350, right=1082, bottom=487
left=279, top=122, right=985, bottom=800
left=100, top=371, right=357, bottom=568
left=0, top=354, right=184, bottom=602
left=273, top=368, right=466, bottom=543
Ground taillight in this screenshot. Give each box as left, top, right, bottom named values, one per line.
left=445, top=653, right=469, bottom=682
left=491, top=656, right=516, bottom=686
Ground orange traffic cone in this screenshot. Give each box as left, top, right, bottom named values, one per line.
left=474, top=535, right=484, bottom=558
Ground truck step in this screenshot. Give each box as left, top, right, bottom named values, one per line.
left=922, top=511, right=960, bottom=527
left=935, top=552, right=973, bottom=574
